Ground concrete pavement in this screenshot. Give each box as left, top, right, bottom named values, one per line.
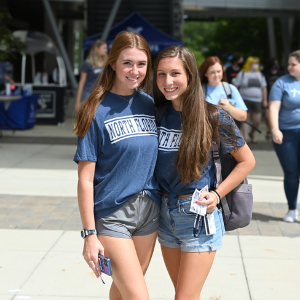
left=0, top=119, right=300, bottom=300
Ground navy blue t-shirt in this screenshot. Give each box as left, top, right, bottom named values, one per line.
left=74, top=89, right=161, bottom=220
left=155, top=105, right=245, bottom=205
left=81, top=61, right=103, bottom=93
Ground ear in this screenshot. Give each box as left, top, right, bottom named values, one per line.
left=110, top=62, right=115, bottom=71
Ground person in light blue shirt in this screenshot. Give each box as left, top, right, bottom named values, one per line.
left=199, top=56, right=247, bottom=122
left=269, top=50, right=300, bottom=223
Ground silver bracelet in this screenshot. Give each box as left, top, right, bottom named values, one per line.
left=271, top=128, right=278, bottom=133
left=210, top=190, right=220, bottom=204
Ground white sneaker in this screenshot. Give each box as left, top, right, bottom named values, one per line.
left=283, top=210, right=299, bottom=223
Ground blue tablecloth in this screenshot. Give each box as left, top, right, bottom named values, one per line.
left=0, top=94, right=38, bottom=129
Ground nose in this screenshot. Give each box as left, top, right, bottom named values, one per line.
left=165, top=74, right=173, bottom=85
left=131, top=64, right=138, bottom=75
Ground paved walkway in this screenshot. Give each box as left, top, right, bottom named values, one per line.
left=1, top=119, right=300, bottom=300
left=1, top=194, right=300, bottom=237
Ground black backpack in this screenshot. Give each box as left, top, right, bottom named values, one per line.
left=155, top=105, right=253, bottom=231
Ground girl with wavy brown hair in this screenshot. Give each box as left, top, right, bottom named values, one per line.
left=74, top=31, right=161, bottom=300
left=153, top=46, right=255, bottom=299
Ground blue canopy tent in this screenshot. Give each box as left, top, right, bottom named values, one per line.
left=83, top=12, right=183, bottom=54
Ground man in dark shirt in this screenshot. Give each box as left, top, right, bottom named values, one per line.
left=225, top=54, right=244, bottom=84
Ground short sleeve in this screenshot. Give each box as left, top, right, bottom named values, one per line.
left=218, top=110, right=246, bottom=155
left=261, top=74, right=267, bottom=87
left=230, top=84, right=248, bottom=110
left=73, top=119, right=102, bottom=163
left=269, top=78, right=283, bottom=102
left=80, top=61, right=91, bottom=74
left=234, top=72, right=242, bottom=86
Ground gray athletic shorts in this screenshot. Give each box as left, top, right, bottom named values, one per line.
left=96, top=191, right=160, bottom=239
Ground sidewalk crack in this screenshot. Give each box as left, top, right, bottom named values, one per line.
left=237, top=235, right=253, bottom=300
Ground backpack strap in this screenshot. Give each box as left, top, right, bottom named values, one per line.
left=222, top=81, right=232, bottom=99
left=155, top=102, right=170, bottom=126
left=211, top=111, right=231, bottom=216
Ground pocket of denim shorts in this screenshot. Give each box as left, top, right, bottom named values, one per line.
left=179, top=203, right=196, bottom=215
left=218, top=208, right=225, bottom=235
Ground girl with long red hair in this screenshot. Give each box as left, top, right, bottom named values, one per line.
left=74, top=31, right=160, bottom=300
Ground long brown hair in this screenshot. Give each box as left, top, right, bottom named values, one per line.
left=74, top=31, right=152, bottom=137
left=153, top=46, right=221, bottom=184
left=198, top=56, right=227, bottom=83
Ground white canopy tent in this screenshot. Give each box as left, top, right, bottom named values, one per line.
left=13, top=30, right=67, bottom=87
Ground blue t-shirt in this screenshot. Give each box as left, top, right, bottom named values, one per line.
left=81, top=61, right=104, bottom=93
left=269, top=74, right=300, bottom=130
left=206, top=83, right=247, bottom=111
left=74, top=89, right=161, bottom=220
left=155, top=105, right=245, bottom=205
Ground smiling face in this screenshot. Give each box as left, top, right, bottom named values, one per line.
left=111, top=47, right=148, bottom=95
left=156, top=57, right=188, bottom=109
left=288, top=56, right=300, bottom=78
left=205, top=62, right=223, bottom=86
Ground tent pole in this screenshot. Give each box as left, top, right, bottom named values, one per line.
left=31, top=54, right=36, bottom=82
left=21, top=54, right=26, bottom=86
left=101, top=0, right=122, bottom=41
left=42, top=0, right=78, bottom=90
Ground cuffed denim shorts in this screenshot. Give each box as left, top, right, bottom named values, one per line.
left=158, top=195, right=225, bottom=252
left=96, top=191, right=160, bottom=239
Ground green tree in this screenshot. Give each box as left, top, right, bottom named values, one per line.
left=184, top=17, right=300, bottom=66
left=0, top=9, right=25, bottom=61
left=184, top=21, right=217, bottom=66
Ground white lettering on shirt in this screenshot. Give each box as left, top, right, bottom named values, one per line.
left=290, top=88, right=300, bottom=97
left=105, top=114, right=157, bottom=144
left=158, top=127, right=182, bottom=151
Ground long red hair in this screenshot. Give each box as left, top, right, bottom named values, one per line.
left=74, top=31, right=152, bottom=137
left=198, top=56, right=227, bottom=83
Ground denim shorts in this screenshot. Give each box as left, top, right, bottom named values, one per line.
left=96, top=191, right=160, bottom=239
left=158, top=195, right=225, bottom=252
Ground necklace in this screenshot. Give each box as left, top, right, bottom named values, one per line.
left=115, top=91, right=135, bottom=106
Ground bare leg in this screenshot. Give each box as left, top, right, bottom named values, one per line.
left=242, top=112, right=251, bottom=141
left=264, top=108, right=271, bottom=140
left=161, top=245, right=181, bottom=288
left=161, top=245, right=216, bottom=300
left=249, top=112, right=262, bottom=143
left=100, top=231, right=157, bottom=300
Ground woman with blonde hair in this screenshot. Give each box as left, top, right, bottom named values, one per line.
left=234, top=56, right=268, bottom=143
left=74, top=31, right=161, bottom=300
left=153, top=45, right=255, bottom=299
left=74, top=39, right=108, bottom=112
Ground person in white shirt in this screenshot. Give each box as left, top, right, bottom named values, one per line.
left=234, top=57, right=268, bottom=143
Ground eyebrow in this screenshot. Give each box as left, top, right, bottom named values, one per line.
left=157, top=69, right=181, bottom=72
left=122, top=59, right=147, bottom=63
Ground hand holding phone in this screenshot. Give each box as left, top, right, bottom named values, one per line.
left=98, top=254, right=113, bottom=276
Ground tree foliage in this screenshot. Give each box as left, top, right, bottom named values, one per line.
left=0, top=9, right=25, bottom=61
left=184, top=17, right=300, bottom=66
